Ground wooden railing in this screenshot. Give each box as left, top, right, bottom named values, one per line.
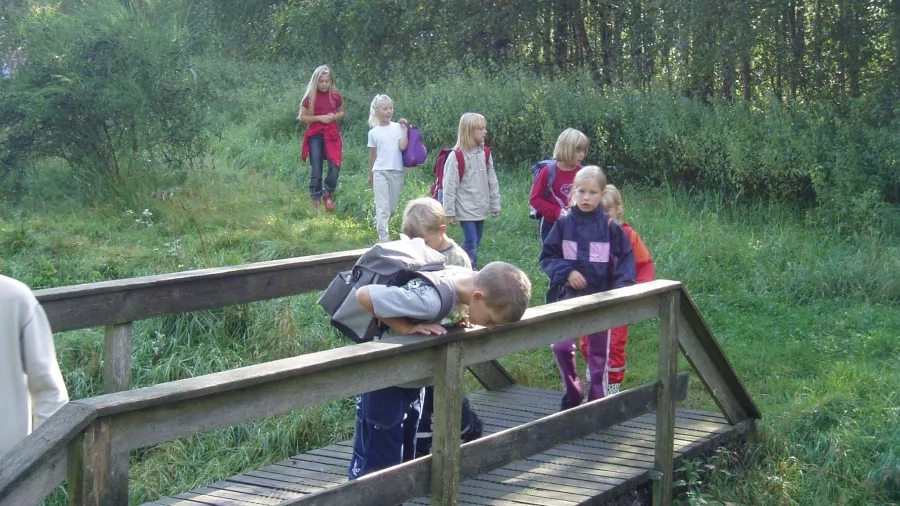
left=0, top=272, right=760, bottom=506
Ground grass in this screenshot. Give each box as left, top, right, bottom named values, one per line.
left=2, top=74, right=898, bottom=506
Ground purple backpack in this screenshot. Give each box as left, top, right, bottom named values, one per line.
left=402, top=125, right=427, bottom=167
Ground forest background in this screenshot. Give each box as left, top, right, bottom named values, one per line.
left=0, top=0, right=898, bottom=504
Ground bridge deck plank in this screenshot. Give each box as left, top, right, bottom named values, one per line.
left=143, top=385, right=747, bottom=506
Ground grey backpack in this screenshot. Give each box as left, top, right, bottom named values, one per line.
left=317, top=238, right=457, bottom=343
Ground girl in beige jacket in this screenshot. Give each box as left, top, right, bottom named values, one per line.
left=441, top=112, right=501, bottom=268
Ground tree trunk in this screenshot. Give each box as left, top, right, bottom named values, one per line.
left=742, top=54, right=752, bottom=101
left=599, top=0, right=613, bottom=86
left=555, top=0, right=570, bottom=69
left=787, top=0, right=806, bottom=100
left=723, top=59, right=735, bottom=100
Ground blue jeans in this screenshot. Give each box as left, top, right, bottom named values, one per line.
left=415, top=387, right=483, bottom=457
left=307, top=133, right=340, bottom=199
left=348, top=386, right=423, bottom=480
left=539, top=216, right=556, bottom=243
left=459, top=220, right=484, bottom=269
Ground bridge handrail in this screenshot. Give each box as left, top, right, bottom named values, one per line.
left=35, top=248, right=367, bottom=332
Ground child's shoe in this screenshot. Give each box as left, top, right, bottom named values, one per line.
left=324, top=192, right=335, bottom=212
left=560, top=393, right=582, bottom=411
left=462, top=411, right=484, bottom=443
left=608, top=383, right=621, bottom=395
left=312, top=198, right=321, bottom=209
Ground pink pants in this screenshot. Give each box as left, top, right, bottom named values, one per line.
left=551, top=329, right=611, bottom=404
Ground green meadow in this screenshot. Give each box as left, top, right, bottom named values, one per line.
left=2, top=62, right=898, bottom=505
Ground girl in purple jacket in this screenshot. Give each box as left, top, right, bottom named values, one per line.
left=539, top=166, right=636, bottom=409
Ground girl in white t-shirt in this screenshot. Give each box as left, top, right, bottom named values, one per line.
left=367, top=94, right=409, bottom=243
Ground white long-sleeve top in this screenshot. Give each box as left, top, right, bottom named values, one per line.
left=0, top=275, right=69, bottom=458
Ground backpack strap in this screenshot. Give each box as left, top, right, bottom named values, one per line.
left=546, top=160, right=557, bottom=190
left=543, top=160, right=567, bottom=210
left=454, top=149, right=465, bottom=182
left=415, top=271, right=457, bottom=322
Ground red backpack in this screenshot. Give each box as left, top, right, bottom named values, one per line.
left=429, top=146, right=491, bottom=203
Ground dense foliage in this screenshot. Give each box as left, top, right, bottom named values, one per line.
left=1, top=0, right=898, bottom=232
left=0, top=0, right=209, bottom=194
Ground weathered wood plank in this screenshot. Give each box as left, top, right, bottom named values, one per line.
left=175, top=486, right=279, bottom=506
left=677, top=289, right=762, bottom=424
left=103, top=322, right=133, bottom=393
left=243, top=469, right=337, bottom=490
left=460, top=295, right=664, bottom=374
left=653, top=291, right=679, bottom=506
left=67, top=417, right=123, bottom=506
left=469, top=470, right=600, bottom=499
left=466, top=360, right=516, bottom=390
left=431, top=342, right=463, bottom=506
left=461, top=477, right=585, bottom=505
left=36, top=249, right=365, bottom=332
left=225, top=474, right=319, bottom=495
left=206, top=480, right=304, bottom=503
left=103, top=322, right=132, bottom=506
left=247, top=468, right=341, bottom=489
left=0, top=402, right=96, bottom=506
left=455, top=482, right=578, bottom=506
left=103, top=346, right=437, bottom=450
left=278, top=376, right=687, bottom=506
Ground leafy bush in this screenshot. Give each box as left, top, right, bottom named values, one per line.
left=0, top=1, right=210, bottom=194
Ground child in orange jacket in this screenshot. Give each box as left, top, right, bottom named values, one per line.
left=579, top=184, right=655, bottom=394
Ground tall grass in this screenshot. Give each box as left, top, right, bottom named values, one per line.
left=1, top=65, right=897, bottom=505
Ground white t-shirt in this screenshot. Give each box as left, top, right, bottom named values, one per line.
left=367, top=122, right=405, bottom=171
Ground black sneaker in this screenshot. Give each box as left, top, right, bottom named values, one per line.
left=560, top=393, right=582, bottom=411
left=463, top=411, right=484, bottom=443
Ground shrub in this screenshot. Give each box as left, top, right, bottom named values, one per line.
left=0, top=1, right=210, bottom=194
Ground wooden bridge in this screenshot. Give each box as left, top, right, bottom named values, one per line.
left=0, top=248, right=760, bottom=506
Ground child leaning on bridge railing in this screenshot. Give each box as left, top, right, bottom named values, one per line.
left=348, top=261, right=531, bottom=480
left=400, top=197, right=485, bottom=458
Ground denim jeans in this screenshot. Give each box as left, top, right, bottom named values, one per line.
left=307, top=133, right=340, bottom=199
left=348, top=386, right=423, bottom=480
left=539, top=216, right=556, bottom=243
left=415, top=387, right=483, bottom=457
left=459, top=220, right=484, bottom=269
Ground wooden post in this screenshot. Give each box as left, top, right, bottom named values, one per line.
left=103, top=322, right=132, bottom=502
left=68, top=418, right=125, bottom=506
left=430, top=342, right=463, bottom=506
left=103, top=323, right=133, bottom=393
left=653, top=291, right=679, bottom=506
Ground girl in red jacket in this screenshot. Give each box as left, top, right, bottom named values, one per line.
left=529, top=128, right=589, bottom=243
left=299, top=65, right=344, bottom=211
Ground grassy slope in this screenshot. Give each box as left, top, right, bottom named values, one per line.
left=2, top=89, right=898, bottom=505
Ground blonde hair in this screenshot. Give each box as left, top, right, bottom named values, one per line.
left=569, top=165, right=607, bottom=205
left=552, top=128, right=589, bottom=166
left=453, top=112, right=486, bottom=152
left=474, top=262, right=532, bottom=324
left=299, top=65, right=337, bottom=120
left=401, top=198, right=445, bottom=238
left=368, top=94, right=393, bottom=127
left=601, top=184, right=624, bottom=220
